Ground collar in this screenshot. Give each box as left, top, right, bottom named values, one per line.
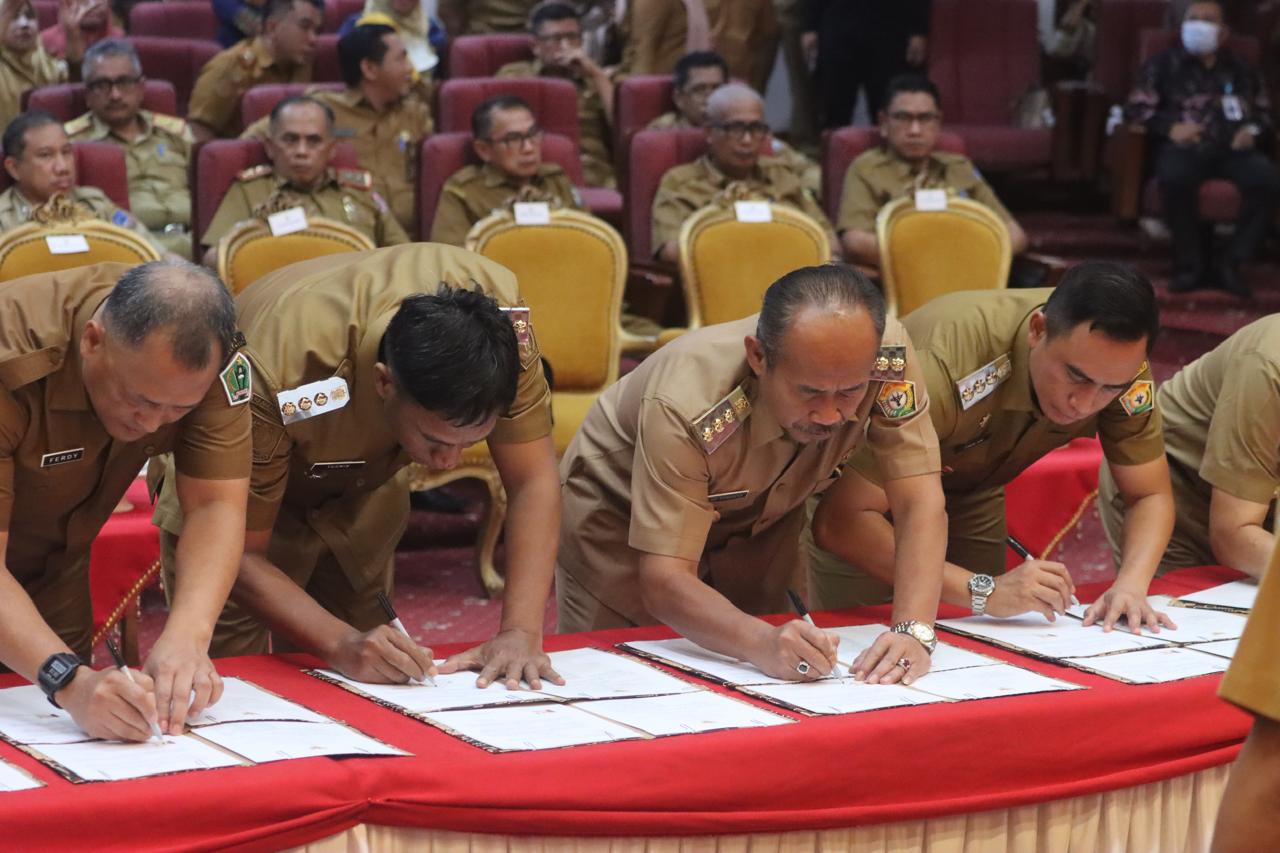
left=1003, top=305, right=1041, bottom=415
left=277, top=167, right=338, bottom=194
left=86, top=110, right=154, bottom=143
left=698, top=154, right=763, bottom=186
left=343, top=85, right=402, bottom=114
left=740, top=374, right=783, bottom=449
left=478, top=162, right=556, bottom=189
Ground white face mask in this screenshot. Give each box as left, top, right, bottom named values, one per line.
left=1181, top=20, right=1220, bottom=56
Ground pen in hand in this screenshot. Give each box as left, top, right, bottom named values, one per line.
left=377, top=592, right=436, bottom=686
left=1006, top=535, right=1080, bottom=607
left=786, top=588, right=843, bottom=678
left=104, top=637, right=165, bottom=743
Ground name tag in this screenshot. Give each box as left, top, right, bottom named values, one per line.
left=267, top=207, right=309, bottom=237
left=734, top=200, right=772, bottom=223
left=45, top=234, right=90, bottom=254
left=513, top=202, right=551, bottom=225
left=41, top=448, right=85, bottom=467
left=277, top=376, right=350, bottom=425
left=914, top=189, right=948, bottom=211
left=708, top=489, right=749, bottom=503
left=307, top=460, right=365, bottom=478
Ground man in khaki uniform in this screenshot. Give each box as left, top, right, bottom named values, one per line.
left=203, top=96, right=408, bottom=260
left=1099, top=315, right=1280, bottom=579
left=0, top=0, right=66, bottom=129
left=431, top=94, right=582, bottom=246
left=66, top=40, right=194, bottom=258
left=153, top=243, right=564, bottom=690
left=651, top=83, right=835, bottom=263
left=619, top=0, right=705, bottom=77
left=0, top=111, right=164, bottom=253
left=809, top=264, right=1178, bottom=633
left=705, top=0, right=778, bottom=93
left=498, top=3, right=614, bottom=188
left=187, top=0, right=321, bottom=141
left=838, top=75, right=1029, bottom=269
left=240, top=23, right=432, bottom=235
left=0, top=258, right=250, bottom=742
left=558, top=264, right=947, bottom=685
left=437, top=0, right=537, bottom=34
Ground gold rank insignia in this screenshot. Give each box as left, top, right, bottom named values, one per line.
left=692, top=385, right=752, bottom=454
left=1119, top=380, right=1154, bottom=416
left=236, top=163, right=273, bottom=182
left=499, top=305, right=537, bottom=369
left=876, top=381, right=917, bottom=419
left=870, top=345, right=907, bottom=381
left=956, top=353, right=1012, bottom=411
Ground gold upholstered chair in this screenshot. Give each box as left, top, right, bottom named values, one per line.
left=0, top=218, right=160, bottom=281
left=216, top=216, right=375, bottom=295
left=875, top=196, right=1012, bottom=318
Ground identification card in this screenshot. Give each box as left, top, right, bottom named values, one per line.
left=513, top=202, right=551, bottom=225
left=914, top=189, right=948, bottom=211
left=277, top=376, right=350, bottom=425
left=1222, top=95, right=1244, bottom=122
left=267, top=207, right=309, bottom=237
left=734, top=200, right=773, bottom=222
left=45, top=234, right=89, bottom=254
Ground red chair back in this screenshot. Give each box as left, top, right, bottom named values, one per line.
left=1092, top=0, right=1167, bottom=104
left=625, top=128, right=706, bottom=260
left=312, top=33, right=343, bottom=81
left=1137, top=28, right=1260, bottom=65
left=128, top=1, right=218, bottom=40
left=28, top=80, right=178, bottom=123
left=614, top=74, right=673, bottom=172
left=241, top=82, right=345, bottom=128
left=0, top=142, right=132, bottom=209
left=928, top=0, right=1039, bottom=125
left=321, top=0, right=363, bottom=32
left=436, top=77, right=581, bottom=143
left=821, top=127, right=967, bottom=221
left=128, top=37, right=222, bottom=117
left=417, top=131, right=582, bottom=241
left=447, top=34, right=535, bottom=78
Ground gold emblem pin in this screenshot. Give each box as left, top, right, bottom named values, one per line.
left=314, top=392, right=328, bottom=407
left=962, top=387, right=974, bottom=401
left=723, top=408, right=735, bottom=423
left=281, top=401, right=297, bottom=416
left=713, top=417, right=725, bottom=433
left=890, top=357, right=905, bottom=372
left=702, top=427, right=714, bottom=442
left=733, top=397, right=749, bottom=413
left=332, top=386, right=347, bottom=401
left=875, top=356, right=889, bottom=372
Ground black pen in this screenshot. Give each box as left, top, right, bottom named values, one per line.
left=104, top=637, right=165, bottom=742
left=377, top=592, right=435, bottom=686
left=1006, top=536, right=1080, bottom=606
left=786, top=588, right=843, bottom=677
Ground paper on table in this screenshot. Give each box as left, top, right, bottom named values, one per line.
left=1189, top=638, right=1239, bottom=660
left=0, top=758, right=41, bottom=791
left=619, top=638, right=789, bottom=685
left=422, top=703, right=645, bottom=752
left=314, top=667, right=548, bottom=712
left=743, top=679, right=946, bottom=715
left=0, top=686, right=92, bottom=745
left=909, top=663, right=1082, bottom=701
left=575, top=691, right=792, bottom=736
left=938, top=612, right=1172, bottom=660
left=1177, top=579, right=1258, bottom=612
left=186, top=677, right=331, bottom=726
left=193, top=720, right=407, bottom=763
left=534, top=647, right=698, bottom=700
left=1122, top=596, right=1249, bottom=644
left=33, top=736, right=242, bottom=782
left=1062, top=646, right=1229, bottom=684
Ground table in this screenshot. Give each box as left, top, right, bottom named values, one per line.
left=0, top=566, right=1250, bottom=853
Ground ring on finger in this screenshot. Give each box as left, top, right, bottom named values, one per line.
left=795, top=661, right=811, bottom=675
left=896, top=657, right=912, bottom=672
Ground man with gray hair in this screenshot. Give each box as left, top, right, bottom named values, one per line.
left=557, top=264, right=946, bottom=685
left=651, top=82, right=836, bottom=263
left=65, top=39, right=195, bottom=258
left=0, top=259, right=251, bottom=743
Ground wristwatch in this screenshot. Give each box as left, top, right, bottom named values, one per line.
left=891, top=620, right=937, bottom=655
left=37, top=653, right=83, bottom=709
left=969, top=573, right=996, bottom=615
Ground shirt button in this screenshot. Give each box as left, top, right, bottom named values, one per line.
left=144, top=445, right=156, bottom=455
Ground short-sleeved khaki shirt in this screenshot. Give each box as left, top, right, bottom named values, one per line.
left=557, top=313, right=940, bottom=624
left=650, top=153, right=835, bottom=255
left=441, top=0, right=538, bottom=33
left=705, top=0, right=779, bottom=93
left=618, top=0, right=687, bottom=75
left=0, top=185, right=165, bottom=254
left=201, top=166, right=409, bottom=248
left=496, top=59, right=614, bottom=188
left=1220, top=544, right=1280, bottom=721
left=836, top=146, right=1014, bottom=234
left=0, top=44, right=66, bottom=130
left=188, top=38, right=310, bottom=138
left=152, top=244, right=552, bottom=585
left=429, top=162, right=582, bottom=246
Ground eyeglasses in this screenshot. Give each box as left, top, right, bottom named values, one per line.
left=85, top=75, right=143, bottom=96
left=680, top=82, right=720, bottom=98
left=486, top=126, right=544, bottom=148
left=711, top=121, right=771, bottom=140
left=887, top=111, right=942, bottom=126
left=535, top=31, right=583, bottom=46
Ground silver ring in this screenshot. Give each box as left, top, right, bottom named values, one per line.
left=795, top=661, right=811, bottom=675
left=897, top=657, right=912, bottom=672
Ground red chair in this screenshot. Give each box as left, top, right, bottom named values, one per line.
left=614, top=74, right=673, bottom=174
left=28, top=80, right=177, bottom=122
left=446, top=34, right=535, bottom=78
left=32, top=0, right=56, bottom=29
left=128, top=1, right=218, bottom=40
left=312, top=33, right=343, bottom=82
left=0, top=142, right=132, bottom=209
left=128, top=37, right=222, bottom=118
left=820, top=127, right=967, bottom=223
left=321, top=0, right=363, bottom=32
left=436, top=77, right=581, bottom=144
left=240, top=82, right=345, bottom=128
left=926, top=0, right=1050, bottom=173
left=192, top=138, right=359, bottom=243
left=624, top=128, right=707, bottom=260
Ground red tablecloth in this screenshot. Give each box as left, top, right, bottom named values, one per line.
left=0, top=566, right=1250, bottom=853
left=88, top=478, right=160, bottom=642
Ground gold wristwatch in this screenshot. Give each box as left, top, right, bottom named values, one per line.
left=891, top=620, right=937, bottom=655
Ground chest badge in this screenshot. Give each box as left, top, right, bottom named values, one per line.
left=278, top=376, right=351, bottom=425
left=40, top=448, right=84, bottom=467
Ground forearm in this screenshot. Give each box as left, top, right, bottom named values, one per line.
left=165, top=499, right=246, bottom=645
left=232, top=549, right=355, bottom=656
left=1212, top=524, right=1275, bottom=579
left=886, top=490, right=945, bottom=624
left=640, top=559, right=769, bottom=661
left=590, top=68, right=615, bottom=124
left=1113, top=491, right=1174, bottom=590
left=497, top=471, right=560, bottom=636
left=840, top=229, right=880, bottom=267
left=0, top=567, right=76, bottom=679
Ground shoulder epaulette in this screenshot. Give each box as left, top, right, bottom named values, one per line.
left=63, top=114, right=91, bottom=136
left=236, top=164, right=273, bottom=182
left=956, top=353, right=1012, bottom=411
left=336, top=168, right=372, bottom=190
left=152, top=113, right=188, bottom=136
left=691, top=385, right=751, bottom=454
left=0, top=348, right=64, bottom=392
left=870, top=345, right=907, bottom=381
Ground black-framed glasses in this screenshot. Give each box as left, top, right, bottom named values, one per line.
left=711, top=121, right=770, bottom=140
left=680, top=82, right=720, bottom=98
left=85, top=75, right=143, bottom=96
left=887, top=110, right=941, bottom=126
left=486, top=126, right=544, bottom=148
left=534, top=30, right=583, bottom=46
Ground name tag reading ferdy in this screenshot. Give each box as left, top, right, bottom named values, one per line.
left=513, top=202, right=551, bottom=225
left=45, top=234, right=90, bottom=254
left=267, top=207, right=309, bottom=236
left=41, top=448, right=85, bottom=467
left=277, top=376, right=350, bottom=425
left=734, top=200, right=772, bottom=223
left=914, top=189, right=948, bottom=211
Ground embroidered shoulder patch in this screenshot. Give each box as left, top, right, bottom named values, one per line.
left=1119, top=380, right=1154, bottom=416
left=956, top=353, right=1012, bottom=411
left=876, top=380, right=917, bottom=419
left=692, top=385, right=751, bottom=454
left=219, top=351, right=252, bottom=406
left=870, top=345, right=906, bottom=381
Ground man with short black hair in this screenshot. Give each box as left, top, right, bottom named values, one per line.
left=807, top=262, right=1177, bottom=633
left=153, top=243, right=565, bottom=691
left=0, top=258, right=251, bottom=742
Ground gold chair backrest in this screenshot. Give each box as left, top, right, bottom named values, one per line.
left=217, top=216, right=375, bottom=294
left=467, top=207, right=626, bottom=393
left=876, top=196, right=1012, bottom=318
left=676, top=202, right=830, bottom=330
left=0, top=220, right=161, bottom=282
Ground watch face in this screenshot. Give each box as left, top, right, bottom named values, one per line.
left=970, top=574, right=996, bottom=596
left=48, top=658, right=72, bottom=679
left=911, top=623, right=936, bottom=644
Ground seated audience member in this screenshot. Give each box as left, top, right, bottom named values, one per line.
left=215, top=0, right=267, bottom=47
left=40, top=0, right=121, bottom=60
left=66, top=40, right=194, bottom=258
left=838, top=74, right=1028, bottom=270
left=188, top=0, right=321, bottom=142
left=0, top=0, right=67, bottom=129
left=650, top=82, right=835, bottom=264
left=241, top=23, right=432, bottom=235
left=1125, top=0, right=1279, bottom=297
left=618, top=0, right=710, bottom=77
left=0, top=110, right=163, bottom=252
left=431, top=94, right=582, bottom=246
left=808, top=263, right=1176, bottom=633
left=1099, top=315, right=1280, bottom=580
left=648, top=51, right=819, bottom=197
left=497, top=2, right=614, bottom=188
left=358, top=0, right=437, bottom=74
left=201, top=96, right=408, bottom=263
left=1036, top=0, right=1096, bottom=83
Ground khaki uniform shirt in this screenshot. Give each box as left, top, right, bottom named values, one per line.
left=429, top=162, right=583, bottom=246
left=0, top=185, right=165, bottom=255
left=443, top=0, right=538, bottom=33
left=201, top=165, right=410, bottom=248
left=651, top=153, right=835, bottom=255
left=620, top=0, right=688, bottom=76
left=705, top=0, right=779, bottom=93
left=1220, top=545, right=1280, bottom=721
left=153, top=244, right=553, bottom=592
left=0, top=44, right=66, bottom=130
left=497, top=59, right=615, bottom=188
left=188, top=37, right=310, bottom=138
left=836, top=147, right=1014, bottom=234
left=557, top=314, right=940, bottom=625
left=0, top=263, right=250, bottom=654
left=241, top=85, right=433, bottom=233
left=64, top=110, right=194, bottom=257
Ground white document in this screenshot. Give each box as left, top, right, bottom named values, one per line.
left=914, top=188, right=948, bottom=211
left=35, top=736, right=242, bottom=782
left=938, top=612, right=1172, bottom=659
left=745, top=679, right=945, bottom=715
left=534, top=648, right=697, bottom=700
left=422, top=703, right=645, bottom=752
left=1140, top=597, right=1249, bottom=644
left=910, top=663, right=1082, bottom=701
left=1178, top=580, right=1259, bottom=612
left=513, top=201, right=551, bottom=225
left=267, top=206, right=308, bottom=236
left=619, top=639, right=788, bottom=686
left=576, top=691, right=791, bottom=736
left=734, top=200, right=773, bottom=222
left=0, top=685, right=92, bottom=745
left=0, top=759, right=41, bottom=791
left=316, top=668, right=548, bottom=713
left=1189, top=639, right=1239, bottom=660
left=193, top=720, right=406, bottom=763
left=186, top=677, right=331, bottom=727
left=44, top=234, right=90, bottom=254
left=1063, top=646, right=1229, bottom=684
